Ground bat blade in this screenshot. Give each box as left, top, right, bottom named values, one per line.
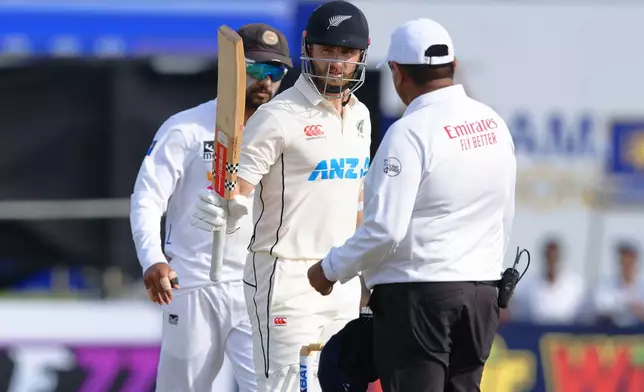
left=210, top=25, right=246, bottom=283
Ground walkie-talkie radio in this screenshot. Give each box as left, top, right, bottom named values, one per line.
left=498, top=247, right=531, bottom=308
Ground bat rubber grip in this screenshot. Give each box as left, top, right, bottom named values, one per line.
left=210, top=222, right=226, bottom=283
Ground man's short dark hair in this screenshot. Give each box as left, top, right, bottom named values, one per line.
left=617, top=242, right=638, bottom=257
left=543, top=238, right=560, bottom=249
left=397, top=63, right=454, bottom=85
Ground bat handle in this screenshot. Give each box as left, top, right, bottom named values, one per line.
left=299, top=344, right=323, bottom=392
left=210, top=222, right=226, bottom=283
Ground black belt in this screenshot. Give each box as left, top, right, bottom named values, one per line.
left=472, top=280, right=501, bottom=288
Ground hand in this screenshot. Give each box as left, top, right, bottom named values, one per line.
left=143, top=263, right=180, bottom=305
left=359, top=275, right=371, bottom=308
left=308, top=260, right=335, bottom=296
left=190, top=189, right=250, bottom=233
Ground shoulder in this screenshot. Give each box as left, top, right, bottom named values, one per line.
left=155, top=100, right=217, bottom=144
left=257, top=86, right=308, bottom=114
left=350, top=96, right=371, bottom=119
left=385, top=116, right=423, bottom=144
left=463, top=98, right=512, bottom=132
left=244, top=88, right=308, bottom=136
left=466, top=97, right=507, bottom=121
left=377, top=119, right=427, bottom=169
left=246, top=103, right=284, bottom=129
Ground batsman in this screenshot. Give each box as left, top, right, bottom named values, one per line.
left=131, top=23, right=293, bottom=392
left=190, top=1, right=373, bottom=391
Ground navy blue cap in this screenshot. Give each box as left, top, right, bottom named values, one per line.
left=318, top=313, right=378, bottom=391
left=305, top=0, right=370, bottom=50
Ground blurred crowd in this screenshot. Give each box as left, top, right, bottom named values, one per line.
left=509, top=238, right=643, bottom=327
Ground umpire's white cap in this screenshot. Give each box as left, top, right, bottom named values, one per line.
left=377, top=18, right=454, bottom=68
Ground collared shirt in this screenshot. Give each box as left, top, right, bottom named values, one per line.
left=512, top=272, right=587, bottom=325
left=322, top=84, right=516, bottom=288
left=130, top=99, right=253, bottom=289
left=237, top=75, right=371, bottom=260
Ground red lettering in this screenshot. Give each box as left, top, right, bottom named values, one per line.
left=454, top=125, right=467, bottom=137
left=214, top=143, right=227, bottom=197
left=466, top=122, right=475, bottom=135
left=627, top=367, right=644, bottom=392
left=445, top=119, right=500, bottom=141
left=485, top=118, right=499, bottom=129
left=473, top=121, right=482, bottom=133
left=545, top=340, right=630, bottom=392
left=444, top=126, right=457, bottom=139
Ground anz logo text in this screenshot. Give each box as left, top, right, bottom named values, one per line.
left=308, top=157, right=370, bottom=181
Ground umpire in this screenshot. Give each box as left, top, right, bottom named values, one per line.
left=307, top=18, right=517, bottom=392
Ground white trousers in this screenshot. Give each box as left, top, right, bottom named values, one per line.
left=243, top=252, right=362, bottom=392
left=156, top=281, right=256, bottom=392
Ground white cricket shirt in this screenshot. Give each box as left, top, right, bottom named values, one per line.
left=130, top=99, right=252, bottom=289
left=238, top=75, right=371, bottom=260
left=322, top=84, right=516, bottom=288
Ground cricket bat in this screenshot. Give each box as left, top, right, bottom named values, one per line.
left=299, top=344, right=323, bottom=392
left=210, top=25, right=246, bottom=282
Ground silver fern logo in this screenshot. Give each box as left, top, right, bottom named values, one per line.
left=327, top=15, right=352, bottom=30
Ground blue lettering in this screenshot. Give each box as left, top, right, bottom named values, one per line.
left=510, top=112, right=536, bottom=153
left=547, top=114, right=593, bottom=155
left=300, top=364, right=307, bottom=390
left=330, top=158, right=344, bottom=179
left=308, top=157, right=370, bottom=181
left=509, top=111, right=594, bottom=156
left=360, top=157, right=371, bottom=178
left=345, top=158, right=359, bottom=179
left=307, top=160, right=329, bottom=181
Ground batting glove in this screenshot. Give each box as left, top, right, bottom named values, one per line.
left=190, top=189, right=250, bottom=233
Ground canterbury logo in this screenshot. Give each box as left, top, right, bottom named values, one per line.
left=273, top=317, right=287, bottom=326
left=327, top=15, right=352, bottom=29
left=303, top=124, right=324, bottom=137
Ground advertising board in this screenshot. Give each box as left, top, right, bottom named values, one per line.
left=3, top=301, right=644, bottom=392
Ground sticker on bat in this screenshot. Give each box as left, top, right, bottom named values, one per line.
left=217, top=130, right=229, bottom=147
left=214, top=142, right=228, bottom=198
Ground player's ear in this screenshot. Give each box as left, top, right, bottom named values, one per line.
left=452, top=57, right=458, bottom=74
left=302, top=31, right=312, bottom=57
left=391, top=62, right=403, bottom=86
left=307, top=43, right=317, bottom=57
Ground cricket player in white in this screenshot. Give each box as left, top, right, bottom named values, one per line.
left=130, top=23, right=293, bottom=392
left=189, top=2, right=372, bottom=391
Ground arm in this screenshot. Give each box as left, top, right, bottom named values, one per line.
left=130, top=125, right=188, bottom=274
left=357, top=116, right=371, bottom=303
left=322, top=125, right=424, bottom=283
left=356, top=184, right=370, bottom=306
left=235, top=108, right=287, bottom=197
left=356, top=181, right=364, bottom=228
left=190, top=109, right=286, bottom=233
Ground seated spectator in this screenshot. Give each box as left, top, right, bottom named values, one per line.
left=594, top=242, right=644, bottom=327
left=511, top=238, right=586, bottom=325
